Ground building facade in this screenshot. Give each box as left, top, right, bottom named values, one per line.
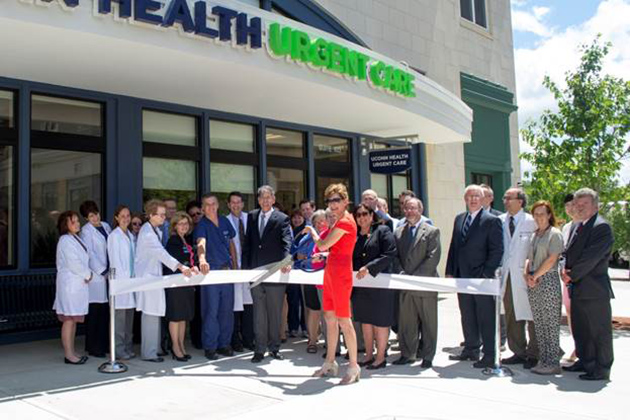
left=0, top=0, right=517, bottom=343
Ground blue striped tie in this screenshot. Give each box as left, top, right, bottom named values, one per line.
left=462, top=214, right=472, bottom=239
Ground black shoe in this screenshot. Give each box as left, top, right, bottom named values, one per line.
left=143, top=357, right=164, bottom=363
left=358, top=358, right=375, bottom=367
left=393, top=356, right=414, bottom=365
left=184, top=354, right=192, bottom=360
left=501, top=355, right=526, bottom=365
left=157, top=351, right=168, bottom=357
left=523, top=358, right=538, bottom=369
left=233, top=344, right=245, bottom=353
left=217, top=347, right=234, bottom=357
left=473, top=358, right=494, bottom=369
left=251, top=353, right=265, bottom=363
left=421, top=360, right=433, bottom=369
left=204, top=350, right=219, bottom=361
left=269, top=351, right=284, bottom=360
left=579, top=372, right=610, bottom=381
left=562, top=362, right=586, bottom=372
left=172, top=353, right=188, bottom=362
left=449, top=353, right=480, bottom=362
left=367, top=360, right=387, bottom=370
left=244, top=344, right=256, bottom=352
left=281, top=338, right=287, bottom=343
left=64, top=356, right=88, bottom=365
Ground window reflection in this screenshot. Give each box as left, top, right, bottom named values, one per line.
left=267, top=167, right=304, bottom=212
left=266, top=128, right=304, bottom=158
left=143, top=157, right=198, bottom=210
left=31, top=95, right=102, bottom=137
left=0, top=146, right=14, bottom=267
left=30, top=149, right=102, bottom=266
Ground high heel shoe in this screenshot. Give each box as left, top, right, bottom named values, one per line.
left=366, top=360, right=387, bottom=370
left=64, top=356, right=88, bottom=365
left=184, top=354, right=192, bottom=360
left=313, top=360, right=339, bottom=377
left=358, top=358, right=375, bottom=367
left=172, top=353, right=188, bottom=362
left=339, top=366, right=361, bottom=385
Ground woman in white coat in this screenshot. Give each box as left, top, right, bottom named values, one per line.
left=107, top=205, right=136, bottom=360
left=79, top=200, right=112, bottom=358
left=135, top=199, right=193, bottom=362
left=53, top=210, right=93, bottom=365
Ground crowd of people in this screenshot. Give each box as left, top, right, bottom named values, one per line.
left=52, top=182, right=615, bottom=383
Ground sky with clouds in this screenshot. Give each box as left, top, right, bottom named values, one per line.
left=511, top=0, right=630, bottom=184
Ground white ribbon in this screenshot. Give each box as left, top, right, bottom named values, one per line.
left=110, top=269, right=500, bottom=297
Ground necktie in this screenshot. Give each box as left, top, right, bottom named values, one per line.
left=509, top=216, right=515, bottom=237
left=238, top=217, right=245, bottom=245
left=407, top=225, right=416, bottom=249
left=462, top=214, right=472, bottom=239
left=568, top=222, right=582, bottom=246
left=259, top=213, right=266, bottom=237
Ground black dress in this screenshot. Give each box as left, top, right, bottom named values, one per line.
left=163, top=235, right=196, bottom=322
left=351, top=225, right=397, bottom=327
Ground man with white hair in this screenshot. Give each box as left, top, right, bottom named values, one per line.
left=561, top=188, right=614, bottom=381
left=362, top=189, right=393, bottom=230
left=446, top=185, right=503, bottom=368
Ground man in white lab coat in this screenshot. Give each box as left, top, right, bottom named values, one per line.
left=499, top=188, right=539, bottom=368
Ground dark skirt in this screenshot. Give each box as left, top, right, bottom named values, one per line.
left=302, top=284, right=321, bottom=310
left=351, top=287, right=396, bottom=327
left=165, top=286, right=195, bottom=322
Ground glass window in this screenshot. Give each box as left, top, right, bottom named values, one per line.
left=210, top=120, right=255, bottom=152
left=392, top=173, right=411, bottom=217
left=267, top=167, right=304, bottom=212
left=314, top=135, right=350, bottom=162
left=0, top=90, right=13, bottom=128
left=0, top=146, right=14, bottom=267
left=143, top=110, right=197, bottom=146
left=211, top=163, right=256, bottom=212
left=143, top=157, right=197, bottom=209
left=370, top=174, right=388, bottom=201
left=31, top=95, right=102, bottom=137
left=266, top=128, right=304, bottom=158
left=460, top=0, right=487, bottom=28
left=472, top=172, right=493, bottom=187
left=31, top=149, right=102, bottom=266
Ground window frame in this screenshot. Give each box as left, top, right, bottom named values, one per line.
left=29, top=93, right=107, bottom=269
left=0, top=89, right=18, bottom=270
left=460, top=0, right=488, bottom=29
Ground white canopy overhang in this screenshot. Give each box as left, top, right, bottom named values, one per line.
left=0, top=0, right=472, bottom=144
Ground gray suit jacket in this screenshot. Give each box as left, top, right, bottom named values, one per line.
left=394, top=222, right=441, bottom=287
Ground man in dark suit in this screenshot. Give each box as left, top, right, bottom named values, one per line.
left=393, top=198, right=441, bottom=369
left=562, top=188, right=614, bottom=380
left=446, top=185, right=504, bottom=368
left=242, top=185, right=292, bottom=363
left=480, top=184, right=503, bottom=216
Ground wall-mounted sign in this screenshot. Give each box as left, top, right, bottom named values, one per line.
left=369, top=148, right=412, bottom=174
left=25, top=0, right=416, bottom=99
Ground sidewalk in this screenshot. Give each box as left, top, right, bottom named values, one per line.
left=1, top=288, right=628, bottom=420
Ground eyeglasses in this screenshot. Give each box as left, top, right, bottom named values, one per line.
left=131, top=222, right=142, bottom=226
left=325, top=197, right=343, bottom=205
left=189, top=211, right=202, bottom=217
left=355, top=211, right=370, bottom=217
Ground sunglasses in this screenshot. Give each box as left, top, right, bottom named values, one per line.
left=190, top=211, right=202, bottom=217
left=325, top=197, right=343, bottom=205
left=355, top=211, right=370, bottom=217
left=131, top=222, right=142, bottom=226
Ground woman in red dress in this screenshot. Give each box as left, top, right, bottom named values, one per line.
left=304, top=183, right=359, bottom=385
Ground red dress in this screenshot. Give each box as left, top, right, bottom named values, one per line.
left=322, top=212, right=357, bottom=318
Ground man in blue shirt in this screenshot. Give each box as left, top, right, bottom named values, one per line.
left=195, top=194, right=238, bottom=360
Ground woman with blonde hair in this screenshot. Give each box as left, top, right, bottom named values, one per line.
left=304, top=183, right=359, bottom=385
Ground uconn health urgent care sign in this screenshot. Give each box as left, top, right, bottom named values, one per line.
left=369, top=148, right=412, bottom=175
left=23, top=0, right=417, bottom=99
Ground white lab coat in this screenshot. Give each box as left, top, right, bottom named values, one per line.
left=500, top=210, right=537, bottom=321
left=107, top=227, right=136, bottom=309
left=53, top=234, right=92, bottom=316
left=134, top=222, right=179, bottom=317
left=80, top=222, right=112, bottom=304
left=227, top=212, right=253, bottom=311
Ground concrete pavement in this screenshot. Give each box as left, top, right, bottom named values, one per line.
left=1, top=281, right=629, bottom=420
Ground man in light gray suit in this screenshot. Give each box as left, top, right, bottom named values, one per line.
left=392, top=198, right=441, bottom=369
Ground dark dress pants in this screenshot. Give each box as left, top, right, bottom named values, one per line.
left=85, top=302, right=110, bottom=356
left=189, top=285, right=203, bottom=349
left=457, top=293, right=496, bottom=360
left=572, top=298, right=614, bottom=375
left=287, top=284, right=306, bottom=332
left=252, top=283, right=286, bottom=354
left=232, top=304, right=255, bottom=349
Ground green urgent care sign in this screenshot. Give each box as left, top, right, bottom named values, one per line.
left=268, top=23, right=416, bottom=98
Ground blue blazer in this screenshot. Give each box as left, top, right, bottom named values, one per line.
left=445, top=208, right=503, bottom=279
left=242, top=208, right=292, bottom=269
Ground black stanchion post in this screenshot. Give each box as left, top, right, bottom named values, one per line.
left=482, top=267, right=512, bottom=377
left=99, top=268, right=128, bottom=374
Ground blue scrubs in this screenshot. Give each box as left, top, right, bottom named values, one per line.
left=193, top=216, right=236, bottom=351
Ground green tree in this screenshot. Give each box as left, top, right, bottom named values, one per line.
left=520, top=36, right=630, bottom=221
